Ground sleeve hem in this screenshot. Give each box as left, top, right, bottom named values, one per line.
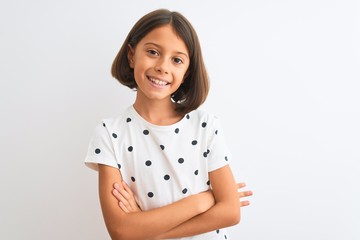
left=208, top=161, right=229, bottom=173
left=84, top=157, right=118, bottom=171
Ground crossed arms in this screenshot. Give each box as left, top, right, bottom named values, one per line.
left=98, top=164, right=252, bottom=240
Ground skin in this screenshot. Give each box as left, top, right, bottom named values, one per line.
left=113, top=182, right=252, bottom=214
left=98, top=24, right=253, bottom=240
left=99, top=164, right=216, bottom=240
left=128, top=24, right=190, bottom=125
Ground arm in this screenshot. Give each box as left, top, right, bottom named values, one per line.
left=157, top=165, right=240, bottom=239
left=114, top=182, right=252, bottom=212
left=98, top=164, right=214, bottom=240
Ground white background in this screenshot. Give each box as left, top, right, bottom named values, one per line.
left=1, top=0, right=359, bottom=239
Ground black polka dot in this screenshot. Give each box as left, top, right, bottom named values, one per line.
left=117, top=164, right=121, bottom=169
left=143, top=130, right=149, bottom=135
left=126, top=118, right=131, bottom=123
left=225, top=156, right=228, bottom=161
left=215, top=130, right=218, bottom=135
left=174, top=128, right=179, bottom=134
left=160, top=145, right=165, bottom=150
left=112, top=133, right=117, bottom=138
left=201, top=122, right=207, bottom=128
left=148, top=192, right=154, bottom=198
left=207, top=180, right=210, bottom=186
left=145, top=160, right=152, bottom=166
left=131, top=176, right=136, bottom=182
left=224, top=235, right=227, bottom=239
left=128, top=146, right=133, bottom=152
left=194, top=170, right=199, bottom=175
left=186, top=114, right=190, bottom=119
left=191, top=140, right=197, bottom=145
left=216, top=229, right=220, bottom=234
left=203, top=149, right=210, bottom=157
left=178, top=158, right=184, bottom=164
left=102, top=123, right=106, bottom=127
left=95, top=148, right=101, bottom=154
left=182, top=188, right=188, bottom=194
left=164, top=174, right=170, bottom=180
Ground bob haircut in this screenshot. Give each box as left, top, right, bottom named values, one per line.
left=111, top=9, right=209, bottom=114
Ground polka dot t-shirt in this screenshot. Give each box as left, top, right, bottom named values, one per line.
left=85, top=105, right=233, bottom=240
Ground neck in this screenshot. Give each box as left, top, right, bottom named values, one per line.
left=133, top=97, right=182, bottom=126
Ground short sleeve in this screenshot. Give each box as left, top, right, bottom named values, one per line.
left=84, top=121, right=118, bottom=171
left=207, top=117, right=232, bottom=172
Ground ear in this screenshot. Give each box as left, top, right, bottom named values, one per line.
left=127, top=44, right=135, bottom=68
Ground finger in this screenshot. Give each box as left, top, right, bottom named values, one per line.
left=113, top=182, right=121, bottom=190
left=240, top=200, right=250, bottom=207
left=237, top=182, right=246, bottom=188
left=238, top=190, right=253, bottom=198
left=119, top=201, right=129, bottom=213
left=113, top=189, right=131, bottom=208
left=118, top=186, right=132, bottom=200
left=122, top=181, right=135, bottom=197
left=113, top=182, right=130, bottom=200
left=122, top=181, right=140, bottom=209
left=118, top=191, right=132, bottom=209
left=112, top=189, right=122, bottom=201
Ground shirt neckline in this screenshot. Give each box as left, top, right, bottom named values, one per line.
left=128, top=105, right=189, bottom=131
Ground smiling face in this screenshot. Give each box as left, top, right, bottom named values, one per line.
left=128, top=24, right=190, bottom=105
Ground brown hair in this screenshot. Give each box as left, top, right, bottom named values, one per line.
left=111, top=9, right=209, bottom=114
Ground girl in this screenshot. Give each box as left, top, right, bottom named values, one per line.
left=85, top=9, right=252, bottom=240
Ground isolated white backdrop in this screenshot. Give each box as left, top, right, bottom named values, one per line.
left=1, top=0, right=359, bottom=239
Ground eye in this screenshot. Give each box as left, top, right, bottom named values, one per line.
left=173, top=57, right=184, bottom=65
left=147, top=49, right=159, bottom=56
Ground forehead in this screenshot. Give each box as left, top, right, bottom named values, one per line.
left=137, top=25, right=189, bottom=54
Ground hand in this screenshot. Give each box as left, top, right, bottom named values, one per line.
left=237, top=182, right=253, bottom=207
left=112, top=181, right=141, bottom=213
left=112, top=181, right=252, bottom=213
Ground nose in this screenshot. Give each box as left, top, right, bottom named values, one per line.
left=154, top=58, right=169, bottom=74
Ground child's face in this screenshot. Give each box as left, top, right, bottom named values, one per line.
left=128, top=24, right=190, bottom=103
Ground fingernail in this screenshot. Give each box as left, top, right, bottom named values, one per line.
left=113, top=189, right=118, bottom=195
left=114, top=183, right=120, bottom=189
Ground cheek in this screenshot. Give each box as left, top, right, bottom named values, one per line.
left=180, top=69, right=189, bottom=82
left=176, top=66, right=189, bottom=78
left=133, top=60, right=148, bottom=75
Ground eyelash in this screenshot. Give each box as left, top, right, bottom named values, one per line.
left=147, top=49, right=159, bottom=56
left=173, top=57, right=183, bottom=64
left=146, top=49, right=184, bottom=65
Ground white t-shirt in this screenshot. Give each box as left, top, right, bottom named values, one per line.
left=85, top=105, right=233, bottom=240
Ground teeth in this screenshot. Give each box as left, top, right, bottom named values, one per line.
left=149, top=77, right=168, bottom=86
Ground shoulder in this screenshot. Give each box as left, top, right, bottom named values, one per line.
left=100, top=106, right=133, bottom=129
left=188, top=108, right=221, bottom=128
left=92, top=106, right=133, bottom=137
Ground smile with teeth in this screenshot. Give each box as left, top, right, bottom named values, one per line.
left=148, top=76, right=169, bottom=86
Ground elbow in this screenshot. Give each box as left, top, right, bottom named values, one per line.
left=107, top=228, right=121, bottom=240
left=104, top=216, right=138, bottom=240
left=232, top=209, right=241, bottom=225
left=107, top=225, right=129, bottom=240
left=224, top=204, right=241, bottom=226
left=227, top=211, right=240, bottom=226
left=108, top=225, right=147, bottom=240
left=108, top=230, right=127, bottom=240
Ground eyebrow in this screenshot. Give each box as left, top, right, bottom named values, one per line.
left=144, top=42, right=189, bottom=59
